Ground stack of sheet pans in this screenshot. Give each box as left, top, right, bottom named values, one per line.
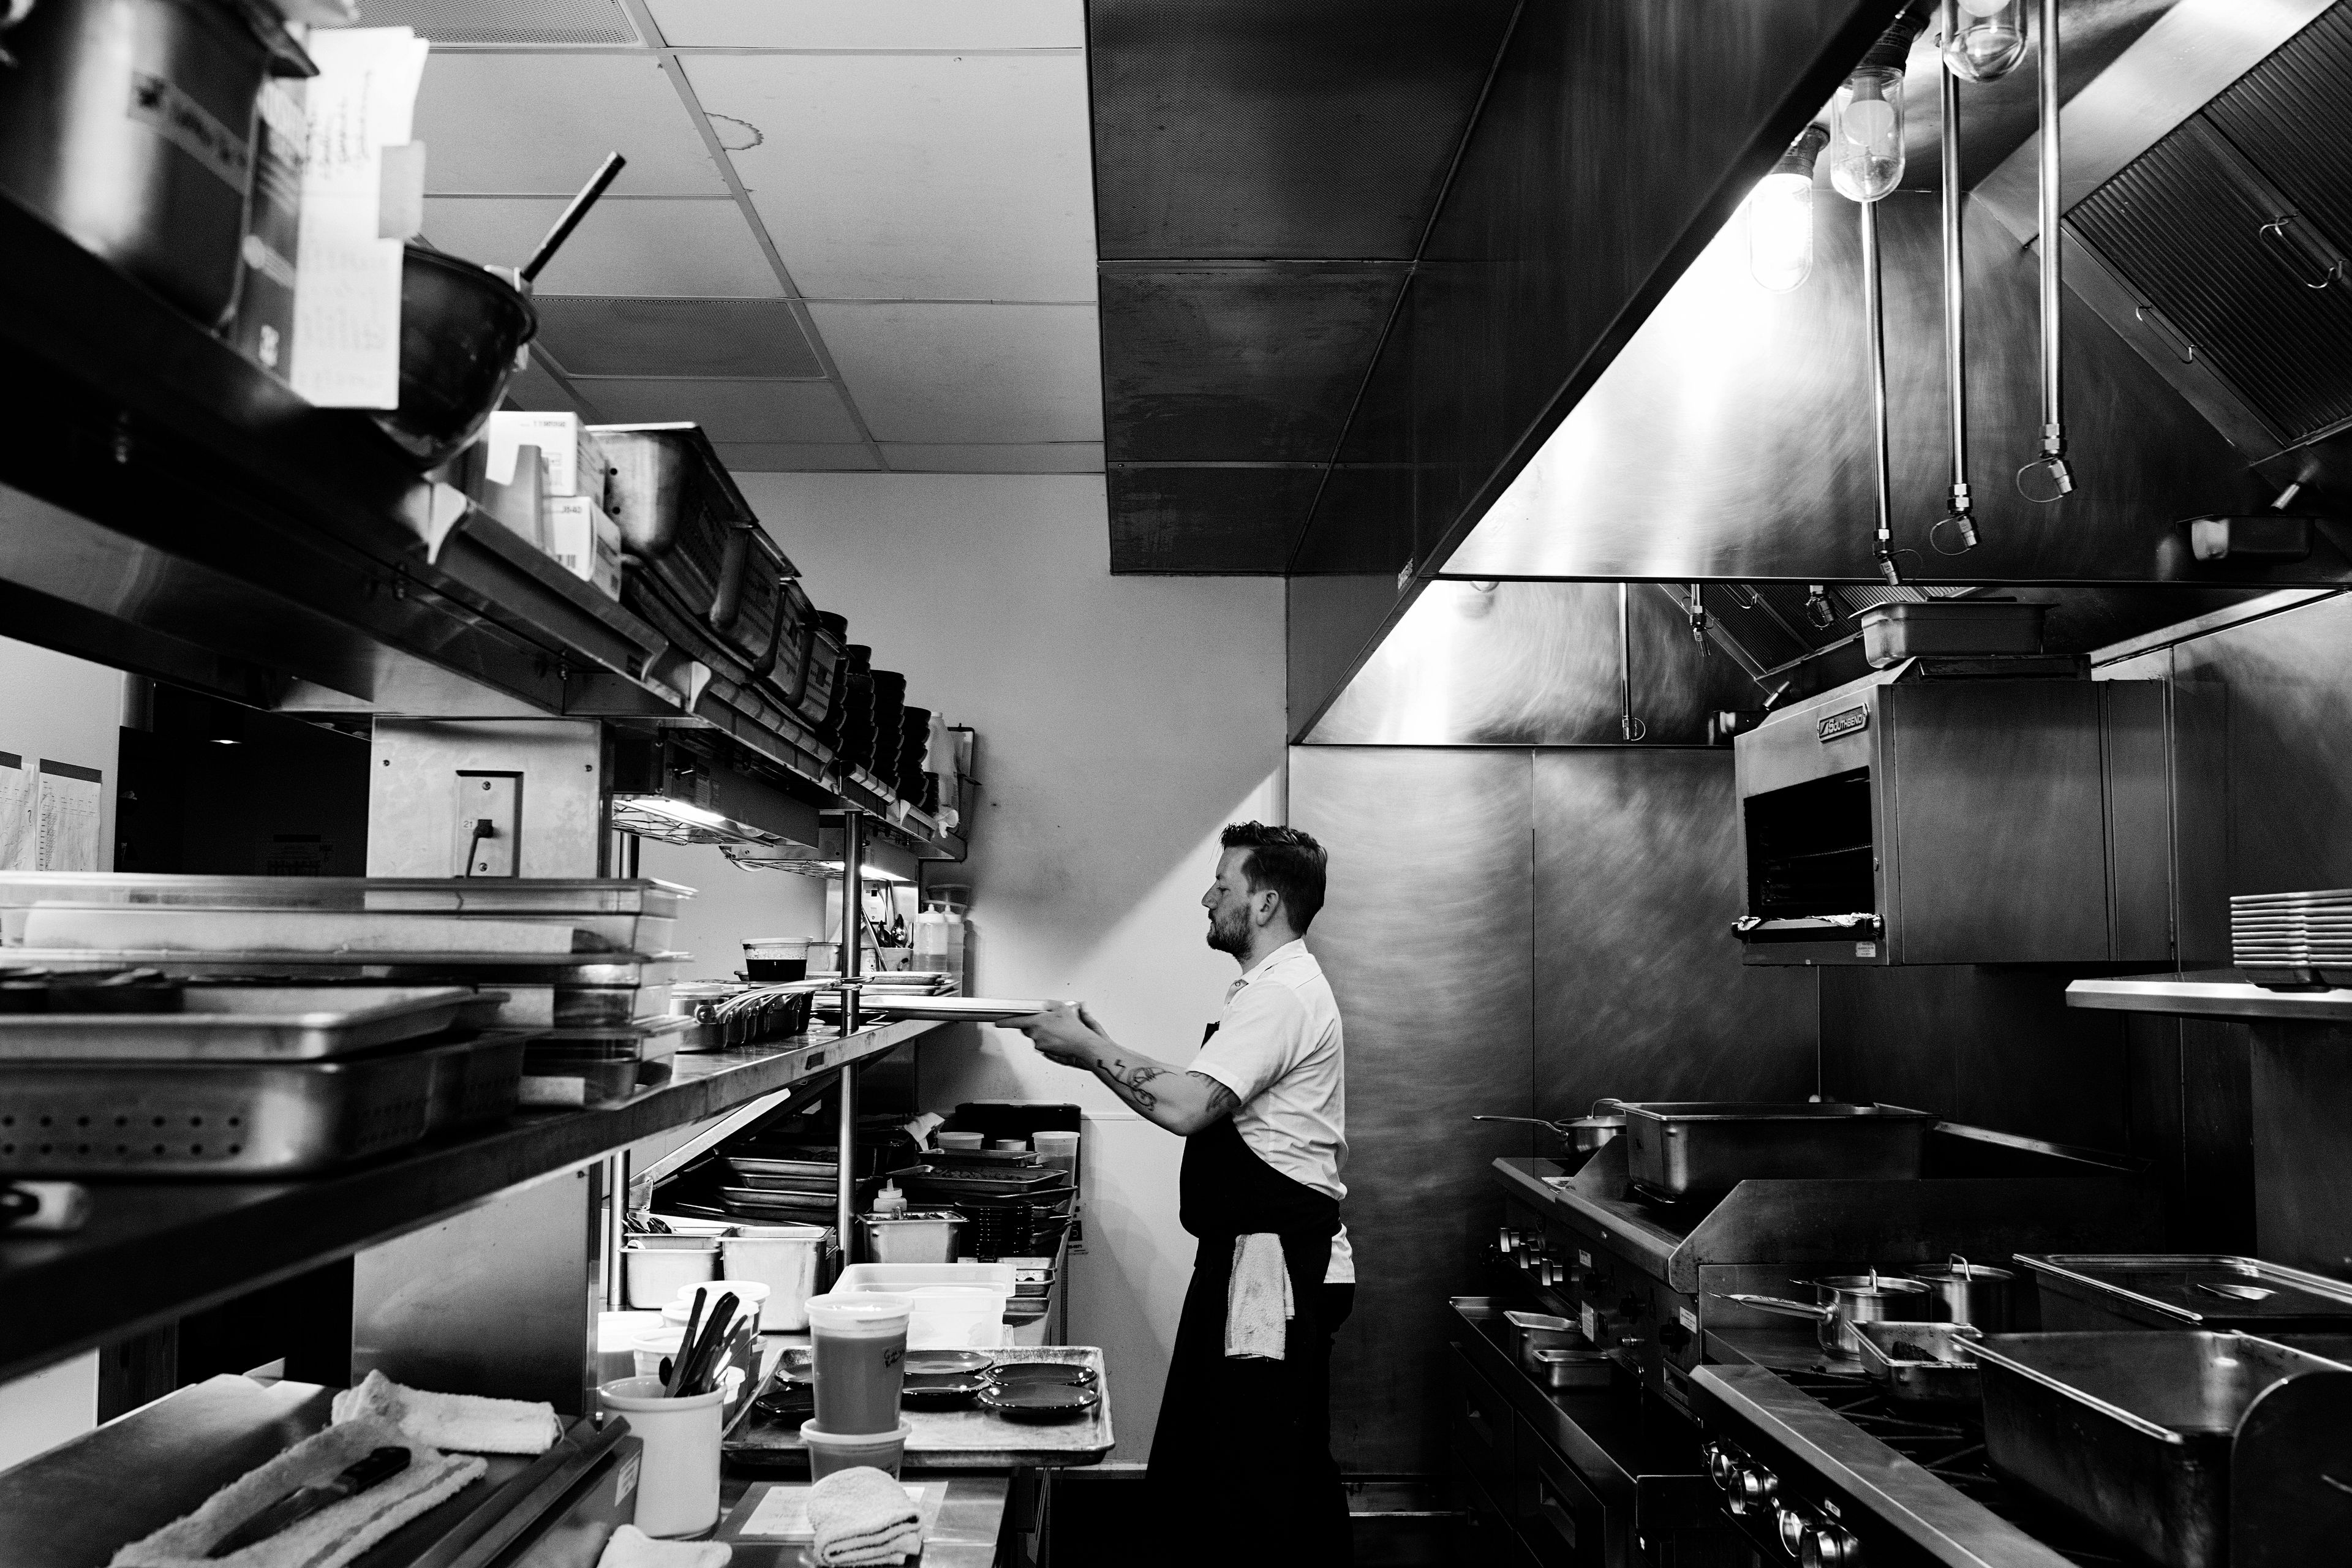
left=2231, top=889, right=2352, bottom=989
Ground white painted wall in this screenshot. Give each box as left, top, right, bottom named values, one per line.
left=0, top=635, right=123, bottom=872
left=739, top=473, right=1287, bottom=1460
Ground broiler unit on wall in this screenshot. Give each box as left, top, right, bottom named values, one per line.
left=1732, top=662, right=2171, bottom=966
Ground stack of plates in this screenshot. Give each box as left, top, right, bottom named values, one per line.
left=2232, top=890, right=2352, bottom=989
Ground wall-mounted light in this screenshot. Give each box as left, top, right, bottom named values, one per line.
left=1943, top=0, right=2027, bottom=81
left=1830, top=7, right=1926, bottom=203
left=1748, top=124, right=1829, bottom=291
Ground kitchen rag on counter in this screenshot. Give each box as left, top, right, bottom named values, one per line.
left=109, top=1417, right=484, bottom=1568
left=1224, top=1231, right=1294, bottom=1359
left=806, top=1466, right=923, bottom=1566
left=331, top=1368, right=564, bottom=1453
left=595, top=1524, right=731, bottom=1568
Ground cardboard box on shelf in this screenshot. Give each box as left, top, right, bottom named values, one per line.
left=545, top=495, right=623, bottom=597
left=489, top=412, right=609, bottom=500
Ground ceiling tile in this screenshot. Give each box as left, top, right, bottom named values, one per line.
left=568, top=379, right=863, bottom=442
left=682, top=54, right=1095, bottom=300
left=715, top=443, right=881, bottom=472
left=807, top=303, right=1101, bottom=443
left=502, top=356, right=589, bottom=416
left=422, top=199, right=781, bottom=297
left=881, top=443, right=1104, bottom=473
left=415, top=54, right=727, bottom=195
left=649, top=0, right=1081, bottom=48
left=531, top=299, right=821, bottom=377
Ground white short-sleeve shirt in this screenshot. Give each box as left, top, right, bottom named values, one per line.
left=1189, top=938, right=1352, bottom=1284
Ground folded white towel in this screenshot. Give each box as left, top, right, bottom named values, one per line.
left=110, top=1415, right=487, bottom=1568
left=807, top=1467, right=923, bottom=1567
left=331, top=1369, right=564, bottom=1455
left=1225, top=1231, right=1294, bottom=1360
left=595, top=1524, right=731, bottom=1568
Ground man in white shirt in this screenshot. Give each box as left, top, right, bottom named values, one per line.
left=1014, top=822, right=1351, bottom=1566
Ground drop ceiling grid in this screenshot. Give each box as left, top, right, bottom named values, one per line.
left=414, top=0, right=1099, bottom=473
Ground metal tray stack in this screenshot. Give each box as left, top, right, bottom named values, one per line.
left=0, top=986, right=526, bottom=1177
left=2231, top=889, right=2352, bottom=989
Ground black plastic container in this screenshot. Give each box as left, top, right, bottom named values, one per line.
left=812, top=614, right=851, bottom=742
left=867, top=671, right=905, bottom=782
left=372, top=244, right=538, bottom=469
left=836, top=643, right=874, bottom=767
left=898, top=707, right=931, bottom=801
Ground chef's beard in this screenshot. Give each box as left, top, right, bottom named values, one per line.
left=1206, top=902, right=1251, bottom=957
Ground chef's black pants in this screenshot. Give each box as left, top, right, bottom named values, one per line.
left=1145, top=1240, right=1356, bottom=1567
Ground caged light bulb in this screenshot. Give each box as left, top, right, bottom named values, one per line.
left=1943, top=0, right=2028, bottom=81
left=1748, top=124, right=1828, bottom=291
left=1829, top=66, right=1907, bottom=202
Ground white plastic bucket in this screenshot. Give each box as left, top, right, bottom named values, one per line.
left=599, top=1374, right=722, bottom=1537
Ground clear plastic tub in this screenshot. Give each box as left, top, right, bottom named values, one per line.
left=799, top=1419, right=911, bottom=1480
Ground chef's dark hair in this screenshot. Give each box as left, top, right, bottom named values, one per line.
left=1219, top=822, right=1327, bottom=932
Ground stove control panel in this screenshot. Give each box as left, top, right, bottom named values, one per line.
left=1703, top=1441, right=1864, bottom=1566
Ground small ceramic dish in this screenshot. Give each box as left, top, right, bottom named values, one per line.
left=978, top=1382, right=1099, bottom=1422
left=905, top=1349, right=997, bottom=1376
left=988, top=1361, right=1096, bottom=1389
left=902, top=1371, right=993, bottom=1406
left=755, top=1382, right=816, bottom=1422
left=775, top=1348, right=814, bottom=1382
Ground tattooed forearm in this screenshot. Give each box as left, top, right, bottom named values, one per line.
left=1188, top=1072, right=1240, bottom=1121
left=1099, top=1057, right=1168, bottom=1110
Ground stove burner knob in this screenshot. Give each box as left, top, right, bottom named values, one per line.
left=1702, top=1442, right=1734, bottom=1490
left=1496, top=1226, right=1526, bottom=1254
left=1538, top=1257, right=1567, bottom=1287
left=1800, top=1521, right=1861, bottom=1567
left=1776, top=1503, right=1811, bottom=1557
left=1732, top=1464, right=1779, bottom=1517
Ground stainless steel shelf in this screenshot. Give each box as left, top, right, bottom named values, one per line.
left=0, top=191, right=966, bottom=863
left=0, top=1017, right=943, bottom=1386
left=2065, top=969, right=2352, bottom=1022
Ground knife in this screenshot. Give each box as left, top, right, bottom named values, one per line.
left=207, top=1446, right=411, bottom=1558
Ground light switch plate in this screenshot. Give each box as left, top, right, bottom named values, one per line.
left=453, top=771, right=522, bottom=876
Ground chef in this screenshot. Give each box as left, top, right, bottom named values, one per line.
left=1014, top=821, right=1351, bottom=1567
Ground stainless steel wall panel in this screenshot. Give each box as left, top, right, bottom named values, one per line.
left=1530, top=750, right=1815, bottom=1119
left=2250, top=1023, right=2352, bottom=1275
left=1106, top=466, right=1323, bottom=573
left=2101, top=679, right=2176, bottom=961
left=1287, top=573, right=1408, bottom=741
left=1289, top=746, right=1533, bottom=1474
left=1303, top=581, right=1758, bottom=746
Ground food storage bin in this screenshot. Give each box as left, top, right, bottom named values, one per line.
left=624, top=1237, right=718, bottom=1308
left=858, top=1209, right=966, bottom=1264
left=722, top=1226, right=827, bottom=1331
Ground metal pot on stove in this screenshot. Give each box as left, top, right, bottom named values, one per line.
left=1719, top=1270, right=1936, bottom=1360
left=1904, top=1254, right=2020, bottom=1330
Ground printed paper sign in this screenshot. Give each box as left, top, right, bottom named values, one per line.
left=35, top=760, right=102, bottom=872
left=0, top=752, right=30, bottom=871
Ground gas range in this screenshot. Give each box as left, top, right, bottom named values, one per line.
left=1688, top=1355, right=2128, bottom=1567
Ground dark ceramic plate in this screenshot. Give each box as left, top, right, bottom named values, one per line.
left=978, top=1382, right=1099, bottom=1422
left=755, top=1383, right=816, bottom=1422
left=987, top=1362, right=1096, bottom=1389
left=775, top=1348, right=813, bottom=1382
left=902, top=1371, right=993, bottom=1405
left=905, top=1349, right=996, bottom=1376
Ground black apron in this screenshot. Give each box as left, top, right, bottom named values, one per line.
left=1144, top=1023, right=1351, bottom=1567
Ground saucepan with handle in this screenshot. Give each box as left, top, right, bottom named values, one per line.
left=1719, top=1270, right=1936, bottom=1360
left=1472, top=1099, right=1627, bottom=1155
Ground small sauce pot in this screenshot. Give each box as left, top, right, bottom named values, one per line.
left=1722, top=1271, right=1937, bottom=1360
left=1904, top=1255, right=2020, bottom=1331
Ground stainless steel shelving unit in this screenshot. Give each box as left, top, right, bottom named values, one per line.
left=2065, top=969, right=2352, bottom=1022
left=0, top=1017, right=943, bottom=1386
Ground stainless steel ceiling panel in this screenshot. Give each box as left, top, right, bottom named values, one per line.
left=1088, top=0, right=1520, bottom=260
left=1106, top=466, right=1323, bottom=573
left=1287, top=463, right=1414, bottom=576
left=532, top=298, right=824, bottom=380
left=1100, top=265, right=1408, bottom=463
left=1439, top=194, right=2293, bottom=583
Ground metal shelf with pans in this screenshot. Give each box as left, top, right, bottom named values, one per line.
left=0, top=1017, right=943, bottom=1387
left=0, top=192, right=966, bottom=864
left=2065, top=968, right=2352, bottom=1022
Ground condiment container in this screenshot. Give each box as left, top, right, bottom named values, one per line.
left=936, top=1131, right=985, bottom=1152
left=599, top=1375, right=722, bottom=1537
left=902, top=1284, right=1009, bottom=1349
left=858, top=1209, right=967, bottom=1265
left=623, top=1237, right=718, bottom=1308
left=742, top=937, right=811, bottom=982
left=721, top=1225, right=827, bottom=1331
left=631, top=1325, right=687, bottom=1378
left=800, top=1419, right=912, bottom=1481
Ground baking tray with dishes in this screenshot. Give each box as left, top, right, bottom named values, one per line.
left=730, top=1347, right=1113, bottom=1469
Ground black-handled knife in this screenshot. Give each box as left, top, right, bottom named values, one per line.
left=208, top=1446, right=411, bottom=1558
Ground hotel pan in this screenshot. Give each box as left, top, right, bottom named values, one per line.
left=0, top=986, right=478, bottom=1060
left=2016, top=1254, right=2352, bottom=1333
left=1618, top=1102, right=1934, bottom=1196
left=1973, top=1331, right=2348, bottom=1568
left=1851, top=1321, right=1983, bottom=1406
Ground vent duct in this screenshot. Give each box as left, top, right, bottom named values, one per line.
left=354, top=0, right=642, bottom=47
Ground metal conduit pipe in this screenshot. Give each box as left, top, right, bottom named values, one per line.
left=1617, top=582, right=1646, bottom=741
left=1934, top=0, right=1980, bottom=554
left=2019, top=0, right=2075, bottom=501
left=1861, top=197, right=1902, bottom=586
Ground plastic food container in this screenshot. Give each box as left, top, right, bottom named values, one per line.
left=624, top=1237, right=718, bottom=1308
left=742, top=938, right=810, bottom=982
left=799, top=1419, right=912, bottom=1481
left=631, top=1325, right=687, bottom=1378
left=901, top=1284, right=1010, bottom=1349
left=936, top=1131, right=985, bottom=1152
left=667, top=1278, right=773, bottom=1332
left=859, top=1210, right=966, bottom=1264
left=722, top=1226, right=827, bottom=1331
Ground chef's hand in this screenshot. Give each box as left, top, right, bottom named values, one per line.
left=1011, top=1001, right=1102, bottom=1069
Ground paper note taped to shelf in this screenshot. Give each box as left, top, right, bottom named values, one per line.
left=0, top=753, right=29, bottom=872
left=34, top=762, right=101, bottom=872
